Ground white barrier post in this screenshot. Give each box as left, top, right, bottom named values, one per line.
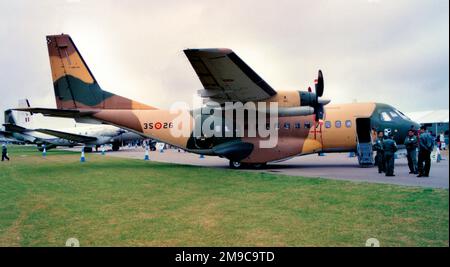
left=144, top=145, right=150, bottom=161
left=80, top=146, right=86, bottom=162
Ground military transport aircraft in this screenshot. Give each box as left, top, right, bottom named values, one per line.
left=5, top=101, right=145, bottom=151
left=17, top=34, right=420, bottom=168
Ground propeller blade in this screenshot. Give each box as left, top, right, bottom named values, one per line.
left=318, top=98, right=331, bottom=105
left=315, top=70, right=324, bottom=97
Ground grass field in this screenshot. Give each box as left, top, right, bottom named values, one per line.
left=0, top=145, right=448, bottom=247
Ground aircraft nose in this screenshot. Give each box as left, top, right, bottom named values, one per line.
left=408, top=120, right=421, bottom=131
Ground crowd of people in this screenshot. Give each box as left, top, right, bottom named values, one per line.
left=373, top=126, right=443, bottom=177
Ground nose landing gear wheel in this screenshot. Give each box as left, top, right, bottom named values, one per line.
left=229, top=160, right=242, bottom=169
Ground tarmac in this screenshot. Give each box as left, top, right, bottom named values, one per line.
left=97, top=146, right=449, bottom=189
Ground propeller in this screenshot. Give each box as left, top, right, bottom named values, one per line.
left=312, top=70, right=329, bottom=122
left=315, top=70, right=324, bottom=97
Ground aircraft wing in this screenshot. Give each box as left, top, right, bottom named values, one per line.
left=0, top=130, right=12, bottom=140
left=34, top=129, right=97, bottom=143
left=184, top=49, right=277, bottom=103
left=0, top=136, right=19, bottom=142
left=0, top=130, right=11, bottom=136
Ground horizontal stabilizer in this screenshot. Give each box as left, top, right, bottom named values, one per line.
left=35, top=129, right=97, bottom=143
left=13, top=108, right=91, bottom=118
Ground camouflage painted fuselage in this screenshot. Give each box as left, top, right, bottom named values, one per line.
left=59, top=101, right=417, bottom=164
left=43, top=34, right=419, bottom=164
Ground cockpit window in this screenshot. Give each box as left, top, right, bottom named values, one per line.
left=380, top=112, right=392, bottom=122
left=394, top=109, right=411, bottom=120
left=389, top=111, right=399, bottom=119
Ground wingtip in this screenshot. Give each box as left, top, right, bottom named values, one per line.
left=183, top=48, right=233, bottom=54
left=46, top=33, right=71, bottom=38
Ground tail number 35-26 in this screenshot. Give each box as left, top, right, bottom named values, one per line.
left=143, top=122, right=173, bottom=130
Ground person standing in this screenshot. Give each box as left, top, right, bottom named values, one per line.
left=1, top=143, right=10, bottom=161
left=439, top=131, right=446, bottom=150
left=404, top=129, right=418, bottom=174
left=383, top=133, right=398, bottom=177
left=417, top=126, right=434, bottom=177
left=373, top=131, right=385, bottom=174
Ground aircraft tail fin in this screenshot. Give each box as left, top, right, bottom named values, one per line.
left=5, top=107, right=32, bottom=129
left=4, top=110, right=16, bottom=125
left=18, top=99, right=31, bottom=109
left=47, top=34, right=156, bottom=110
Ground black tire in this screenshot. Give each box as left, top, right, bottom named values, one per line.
left=112, top=143, right=120, bottom=151
left=229, top=160, right=242, bottom=169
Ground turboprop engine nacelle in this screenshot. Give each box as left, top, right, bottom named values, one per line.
left=278, top=106, right=315, bottom=117
left=299, top=91, right=318, bottom=107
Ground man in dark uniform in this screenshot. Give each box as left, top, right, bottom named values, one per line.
left=2, top=143, right=10, bottom=161
left=417, top=126, right=434, bottom=177
left=404, top=129, right=418, bottom=174
left=383, top=133, right=397, bottom=177
left=373, top=131, right=385, bottom=173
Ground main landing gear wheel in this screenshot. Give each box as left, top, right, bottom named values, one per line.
left=229, top=161, right=267, bottom=169
left=112, top=142, right=120, bottom=151
left=229, top=160, right=242, bottom=169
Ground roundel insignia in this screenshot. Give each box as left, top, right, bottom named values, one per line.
left=155, top=122, right=162, bottom=129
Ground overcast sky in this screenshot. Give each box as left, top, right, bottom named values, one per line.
left=0, top=0, right=448, bottom=124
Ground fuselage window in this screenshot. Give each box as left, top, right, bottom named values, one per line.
left=305, top=122, right=312, bottom=129
left=295, top=122, right=301, bottom=129
left=325, top=121, right=332, bottom=128
left=335, top=120, right=342, bottom=128
left=380, top=112, right=392, bottom=122
left=345, top=120, right=352, bottom=128
left=284, top=122, right=290, bottom=129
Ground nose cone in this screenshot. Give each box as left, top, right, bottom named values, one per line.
left=371, top=103, right=421, bottom=145
left=412, top=121, right=421, bottom=130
